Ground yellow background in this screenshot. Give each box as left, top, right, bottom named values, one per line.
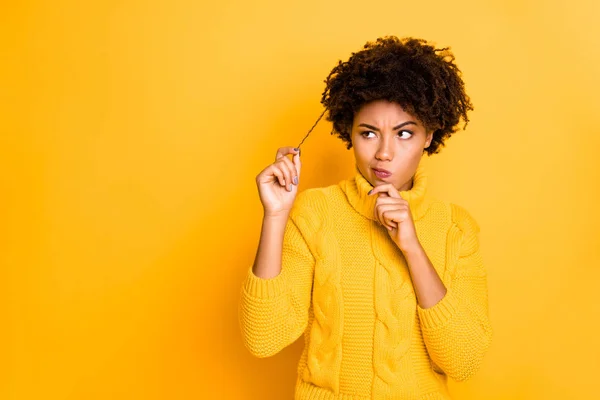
left=2, top=0, right=599, bottom=398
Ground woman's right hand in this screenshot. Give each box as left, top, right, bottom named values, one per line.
left=256, top=146, right=301, bottom=217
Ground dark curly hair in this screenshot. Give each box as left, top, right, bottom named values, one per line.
left=320, top=36, right=473, bottom=156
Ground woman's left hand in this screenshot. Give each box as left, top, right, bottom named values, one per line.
left=369, top=184, right=419, bottom=252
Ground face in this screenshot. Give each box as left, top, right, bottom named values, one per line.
left=350, top=99, right=433, bottom=191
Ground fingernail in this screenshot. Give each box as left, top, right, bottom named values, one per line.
left=289, top=184, right=293, bottom=191
left=368, top=189, right=373, bottom=195
left=293, top=176, right=298, bottom=185
left=294, top=147, right=299, bottom=151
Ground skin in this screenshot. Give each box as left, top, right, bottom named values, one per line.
left=350, top=99, right=447, bottom=309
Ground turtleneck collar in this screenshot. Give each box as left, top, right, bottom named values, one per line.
left=341, top=159, right=431, bottom=222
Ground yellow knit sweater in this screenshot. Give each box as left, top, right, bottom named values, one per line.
left=238, top=160, right=493, bottom=400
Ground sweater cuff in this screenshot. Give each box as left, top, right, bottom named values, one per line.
left=417, top=286, right=459, bottom=330
left=243, top=265, right=287, bottom=299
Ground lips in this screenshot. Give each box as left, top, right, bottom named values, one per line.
left=373, top=168, right=391, bottom=174
left=372, top=167, right=391, bottom=174
left=372, top=168, right=392, bottom=179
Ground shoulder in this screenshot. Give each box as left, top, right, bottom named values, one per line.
left=289, top=181, right=344, bottom=227
left=291, top=179, right=345, bottom=213
left=289, top=186, right=329, bottom=230
left=448, top=203, right=482, bottom=258
left=445, top=203, right=488, bottom=276
left=449, top=202, right=481, bottom=235
left=291, top=187, right=328, bottom=213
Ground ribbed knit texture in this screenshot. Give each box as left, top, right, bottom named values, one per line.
left=239, top=160, right=493, bottom=399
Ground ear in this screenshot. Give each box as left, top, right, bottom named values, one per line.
left=424, top=131, right=434, bottom=148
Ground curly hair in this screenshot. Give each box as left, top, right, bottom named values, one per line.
left=320, top=36, right=473, bottom=156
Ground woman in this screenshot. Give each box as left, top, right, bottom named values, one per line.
left=239, top=36, right=493, bottom=400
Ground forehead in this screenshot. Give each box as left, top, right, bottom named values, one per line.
left=354, top=99, right=418, bottom=123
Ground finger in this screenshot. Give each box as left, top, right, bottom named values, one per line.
left=280, top=155, right=299, bottom=186
left=375, top=204, right=400, bottom=230
left=275, top=146, right=300, bottom=161
left=374, top=197, right=405, bottom=229
left=371, top=184, right=401, bottom=198
left=270, top=165, right=287, bottom=188
left=384, top=208, right=409, bottom=226
left=293, top=150, right=302, bottom=178
left=277, top=159, right=293, bottom=191
left=381, top=210, right=399, bottom=230
left=375, top=196, right=407, bottom=206
left=369, top=183, right=402, bottom=198
left=382, top=210, right=399, bottom=231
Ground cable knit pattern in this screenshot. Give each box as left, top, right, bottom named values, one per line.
left=238, top=159, right=493, bottom=399
left=301, top=189, right=344, bottom=393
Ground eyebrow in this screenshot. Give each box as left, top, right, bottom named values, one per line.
left=358, top=121, right=417, bottom=131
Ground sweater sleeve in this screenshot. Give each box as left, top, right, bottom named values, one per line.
left=238, top=193, right=316, bottom=358
left=416, top=203, right=493, bottom=382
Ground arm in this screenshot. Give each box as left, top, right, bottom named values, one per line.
left=403, top=244, right=447, bottom=309
left=415, top=204, right=493, bottom=382
left=238, top=200, right=315, bottom=358
left=251, top=214, right=289, bottom=279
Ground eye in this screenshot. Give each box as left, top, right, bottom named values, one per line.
left=360, top=130, right=376, bottom=138
left=359, top=130, right=413, bottom=139
left=398, top=130, right=413, bottom=139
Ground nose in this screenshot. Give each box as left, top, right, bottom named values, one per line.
left=375, top=137, right=394, bottom=161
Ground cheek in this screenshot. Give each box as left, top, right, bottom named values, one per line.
left=353, top=145, right=371, bottom=162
